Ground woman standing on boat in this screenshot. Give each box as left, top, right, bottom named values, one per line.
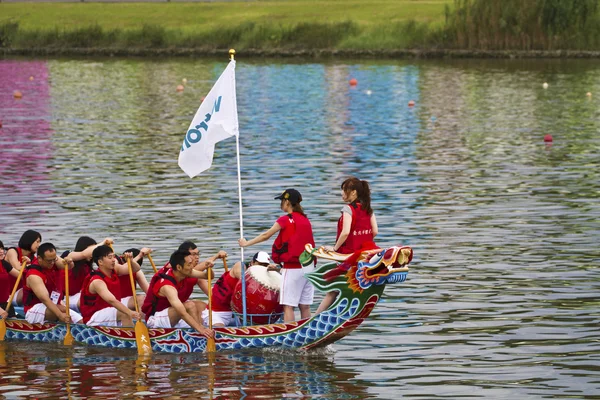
left=239, top=188, right=315, bottom=323
left=4, top=230, right=42, bottom=307
left=315, top=177, right=379, bottom=314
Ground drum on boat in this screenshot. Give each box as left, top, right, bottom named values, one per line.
left=230, top=266, right=283, bottom=325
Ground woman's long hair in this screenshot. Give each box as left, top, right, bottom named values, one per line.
left=341, top=177, right=373, bottom=215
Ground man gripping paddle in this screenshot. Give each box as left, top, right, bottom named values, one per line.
left=142, top=250, right=214, bottom=338
left=80, top=245, right=141, bottom=327
left=23, top=243, right=83, bottom=325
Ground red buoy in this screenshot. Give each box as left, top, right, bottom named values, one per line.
left=0, top=120, right=3, bottom=128
left=408, top=100, right=415, bottom=107
left=349, top=78, right=358, bottom=86
left=544, top=134, right=553, bottom=142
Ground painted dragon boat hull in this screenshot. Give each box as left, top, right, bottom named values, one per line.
left=3, top=245, right=412, bottom=353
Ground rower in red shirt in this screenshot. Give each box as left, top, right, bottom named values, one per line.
left=142, top=250, right=214, bottom=338
left=80, top=245, right=140, bottom=326
left=4, top=230, right=41, bottom=307
left=202, top=251, right=274, bottom=327
left=0, top=240, right=20, bottom=318
left=23, top=242, right=82, bottom=325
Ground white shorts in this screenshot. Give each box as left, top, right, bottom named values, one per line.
left=146, top=307, right=191, bottom=329
left=68, top=293, right=81, bottom=312
left=12, top=288, right=22, bottom=307
left=25, top=303, right=83, bottom=324
left=87, top=307, right=120, bottom=327
left=280, top=265, right=314, bottom=307
left=121, top=296, right=132, bottom=308
left=201, top=308, right=233, bottom=327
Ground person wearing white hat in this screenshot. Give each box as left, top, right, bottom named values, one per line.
left=201, top=251, right=274, bottom=327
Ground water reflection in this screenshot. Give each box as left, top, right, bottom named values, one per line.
left=0, top=60, right=55, bottom=232
left=0, top=342, right=370, bottom=399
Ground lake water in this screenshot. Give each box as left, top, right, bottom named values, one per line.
left=0, top=57, right=599, bottom=399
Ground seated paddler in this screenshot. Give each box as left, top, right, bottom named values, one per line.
left=202, top=251, right=275, bottom=328
left=142, top=250, right=214, bottom=338
left=80, top=245, right=141, bottom=327
left=1, top=240, right=21, bottom=318
left=23, top=242, right=83, bottom=325
left=60, top=236, right=113, bottom=313
left=116, top=247, right=151, bottom=312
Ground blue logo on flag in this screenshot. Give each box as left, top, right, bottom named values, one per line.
left=181, top=96, right=222, bottom=152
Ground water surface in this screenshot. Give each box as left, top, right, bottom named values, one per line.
left=0, top=57, right=599, bottom=399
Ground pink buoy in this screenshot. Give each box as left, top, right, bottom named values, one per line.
left=408, top=100, right=415, bottom=107
left=349, top=78, right=358, bottom=86
left=544, top=134, right=553, bottom=142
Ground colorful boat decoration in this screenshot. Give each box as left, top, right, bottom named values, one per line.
left=4, top=244, right=413, bottom=353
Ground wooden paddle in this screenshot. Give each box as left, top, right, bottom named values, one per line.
left=206, top=265, right=216, bottom=352
left=222, top=257, right=228, bottom=273
left=127, top=256, right=152, bottom=356
left=63, top=260, right=74, bottom=346
left=146, top=253, right=158, bottom=274
left=0, top=260, right=27, bottom=341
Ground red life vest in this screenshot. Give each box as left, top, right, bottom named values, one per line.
left=141, top=269, right=198, bottom=317
left=22, top=261, right=62, bottom=313
left=80, top=270, right=122, bottom=323
left=0, top=260, right=13, bottom=303
left=7, top=247, right=35, bottom=292
left=119, top=274, right=136, bottom=298
left=211, top=270, right=239, bottom=312
left=336, top=202, right=375, bottom=254
left=66, top=255, right=93, bottom=295
left=272, top=212, right=315, bottom=268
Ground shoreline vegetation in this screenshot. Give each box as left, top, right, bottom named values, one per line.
left=2, top=0, right=600, bottom=58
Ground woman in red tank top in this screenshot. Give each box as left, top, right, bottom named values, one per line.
left=315, top=177, right=379, bottom=314
left=0, top=241, right=20, bottom=318
left=4, top=230, right=42, bottom=307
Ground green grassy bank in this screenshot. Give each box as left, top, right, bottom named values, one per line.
left=2, top=0, right=600, bottom=57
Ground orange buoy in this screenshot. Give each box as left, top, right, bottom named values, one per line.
left=13, top=90, right=22, bottom=99
left=586, top=92, right=592, bottom=97
left=544, top=134, right=553, bottom=142
left=29, top=76, right=34, bottom=81
left=349, top=78, right=358, bottom=86
left=408, top=100, right=415, bottom=107
left=176, top=85, right=184, bottom=92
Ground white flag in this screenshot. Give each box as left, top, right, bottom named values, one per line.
left=178, top=60, right=239, bottom=178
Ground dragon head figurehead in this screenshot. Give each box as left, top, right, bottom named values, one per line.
left=300, top=244, right=413, bottom=296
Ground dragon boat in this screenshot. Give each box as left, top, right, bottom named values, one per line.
left=3, top=244, right=412, bottom=353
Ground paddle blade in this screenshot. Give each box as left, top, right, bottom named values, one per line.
left=0, top=320, right=6, bottom=341
left=135, top=321, right=152, bottom=356
left=64, top=327, right=74, bottom=346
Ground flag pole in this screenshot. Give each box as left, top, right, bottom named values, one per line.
left=230, top=48, right=247, bottom=326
